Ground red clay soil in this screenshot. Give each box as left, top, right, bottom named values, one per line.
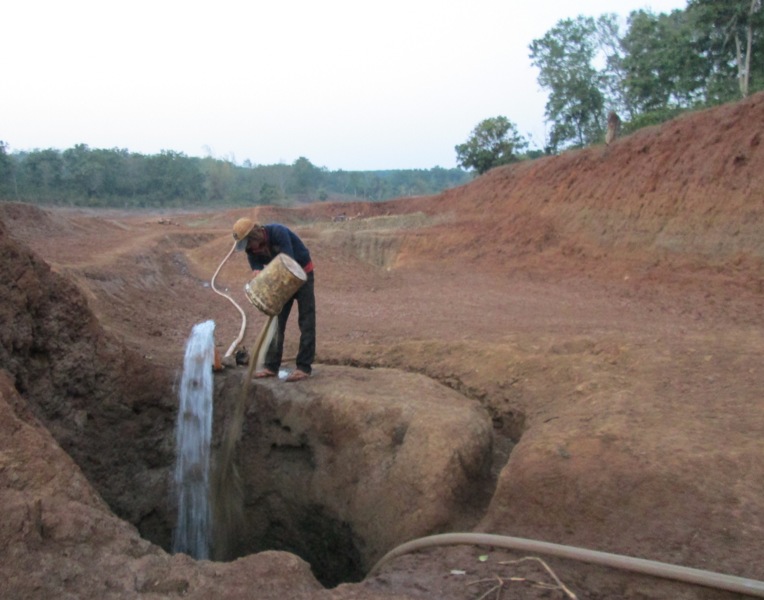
left=2, top=92, right=764, bottom=599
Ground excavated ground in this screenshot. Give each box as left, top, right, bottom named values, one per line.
left=2, top=92, right=764, bottom=599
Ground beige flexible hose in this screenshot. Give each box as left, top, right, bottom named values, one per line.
left=367, top=532, right=764, bottom=598
left=210, top=240, right=247, bottom=357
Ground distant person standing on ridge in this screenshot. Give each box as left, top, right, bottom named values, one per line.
left=232, top=218, right=315, bottom=382
left=606, top=111, right=621, bottom=146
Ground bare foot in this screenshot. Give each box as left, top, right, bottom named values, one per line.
left=285, top=369, right=310, bottom=382
left=254, top=368, right=277, bottom=379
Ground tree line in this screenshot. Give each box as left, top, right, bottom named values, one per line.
left=4, top=2, right=760, bottom=195
left=457, top=0, right=764, bottom=173
left=0, top=143, right=471, bottom=209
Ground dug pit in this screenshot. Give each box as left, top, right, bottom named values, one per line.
left=203, top=364, right=498, bottom=587
left=0, top=217, right=511, bottom=590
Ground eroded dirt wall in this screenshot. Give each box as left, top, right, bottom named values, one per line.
left=0, top=216, right=178, bottom=546
left=361, top=92, right=764, bottom=284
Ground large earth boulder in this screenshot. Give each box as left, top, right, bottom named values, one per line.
left=211, top=365, right=494, bottom=586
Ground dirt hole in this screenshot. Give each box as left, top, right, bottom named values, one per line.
left=204, top=395, right=378, bottom=588
left=231, top=499, right=365, bottom=588
left=137, top=373, right=521, bottom=589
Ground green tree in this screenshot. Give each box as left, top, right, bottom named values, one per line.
left=259, top=182, right=281, bottom=204
left=529, top=16, right=605, bottom=151
left=594, top=14, right=629, bottom=117
left=200, top=156, right=235, bottom=202
left=145, top=151, right=204, bottom=205
left=621, top=9, right=708, bottom=114
left=61, top=144, right=127, bottom=201
left=0, top=141, right=13, bottom=197
left=455, top=116, right=528, bottom=174
left=289, top=156, right=323, bottom=198
left=687, top=0, right=764, bottom=99
left=22, top=149, right=64, bottom=202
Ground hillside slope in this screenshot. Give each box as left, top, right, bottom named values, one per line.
left=398, top=92, right=763, bottom=273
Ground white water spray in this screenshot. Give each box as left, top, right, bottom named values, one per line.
left=173, top=319, right=215, bottom=559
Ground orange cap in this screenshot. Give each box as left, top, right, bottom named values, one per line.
left=232, top=218, right=256, bottom=251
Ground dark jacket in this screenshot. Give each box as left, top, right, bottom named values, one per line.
left=245, top=224, right=312, bottom=272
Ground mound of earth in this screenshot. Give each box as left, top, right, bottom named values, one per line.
left=1, top=92, right=763, bottom=599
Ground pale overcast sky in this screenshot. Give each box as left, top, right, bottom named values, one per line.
left=5, top=0, right=687, bottom=171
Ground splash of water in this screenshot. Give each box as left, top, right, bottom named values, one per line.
left=173, top=319, right=215, bottom=559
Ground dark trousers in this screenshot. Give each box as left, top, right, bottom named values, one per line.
left=264, top=271, right=315, bottom=374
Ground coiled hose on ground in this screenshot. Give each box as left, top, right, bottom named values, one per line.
left=367, top=532, right=764, bottom=598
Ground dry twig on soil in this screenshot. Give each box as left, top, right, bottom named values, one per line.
left=500, top=556, right=577, bottom=599
left=467, top=556, right=578, bottom=599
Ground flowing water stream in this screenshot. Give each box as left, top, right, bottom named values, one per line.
left=173, top=319, right=215, bottom=559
